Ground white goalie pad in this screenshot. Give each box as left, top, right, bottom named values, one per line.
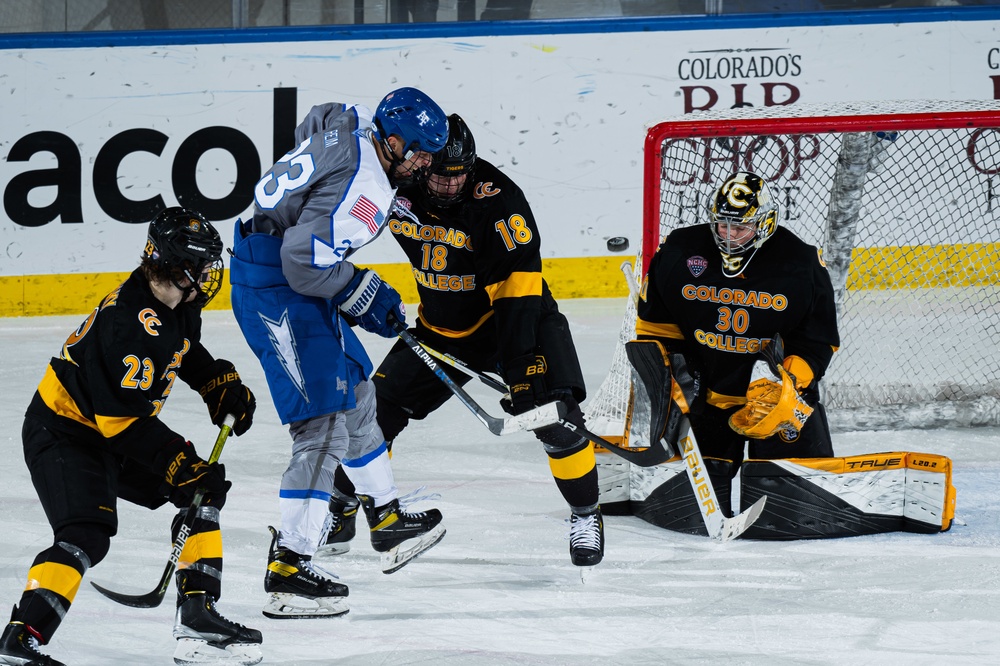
left=739, top=451, right=956, bottom=539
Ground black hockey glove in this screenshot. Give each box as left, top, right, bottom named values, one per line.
left=332, top=267, right=406, bottom=339
left=155, top=438, right=231, bottom=506
left=196, top=359, right=256, bottom=436
left=502, top=354, right=548, bottom=415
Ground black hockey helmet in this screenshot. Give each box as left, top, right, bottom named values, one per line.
left=142, top=207, right=224, bottom=307
left=424, top=114, right=477, bottom=207
left=706, top=171, right=778, bottom=278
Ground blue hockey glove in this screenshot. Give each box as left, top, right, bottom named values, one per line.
left=333, top=268, right=406, bottom=338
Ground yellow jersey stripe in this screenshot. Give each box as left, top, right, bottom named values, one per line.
left=635, top=319, right=684, bottom=340
left=484, top=272, right=543, bottom=303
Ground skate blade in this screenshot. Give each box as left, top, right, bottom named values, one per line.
left=262, top=592, right=349, bottom=619
left=315, top=541, right=351, bottom=557
left=173, top=638, right=263, bottom=665
left=381, top=525, right=446, bottom=574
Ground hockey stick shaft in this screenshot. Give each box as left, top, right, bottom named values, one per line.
left=404, top=334, right=673, bottom=466
left=392, top=318, right=563, bottom=436
left=91, top=415, right=236, bottom=608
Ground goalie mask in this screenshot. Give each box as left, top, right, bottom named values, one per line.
left=706, top=172, right=778, bottom=278
left=424, top=114, right=477, bottom=207
left=142, top=207, right=224, bottom=307
left=373, top=87, right=449, bottom=188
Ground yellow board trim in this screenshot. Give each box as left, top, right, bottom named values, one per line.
left=547, top=443, right=597, bottom=481
left=25, top=562, right=83, bottom=602
left=3, top=244, right=998, bottom=317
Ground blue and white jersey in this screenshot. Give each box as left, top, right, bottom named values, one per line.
left=251, top=102, right=396, bottom=299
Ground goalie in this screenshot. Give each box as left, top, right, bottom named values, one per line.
left=624, top=171, right=954, bottom=539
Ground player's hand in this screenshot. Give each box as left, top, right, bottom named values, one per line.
left=196, top=359, right=256, bottom=436
left=333, top=268, right=406, bottom=338
left=156, top=439, right=231, bottom=504
left=501, top=354, right=548, bottom=414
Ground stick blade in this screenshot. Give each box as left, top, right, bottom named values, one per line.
left=716, top=495, right=768, bottom=543
left=90, top=580, right=165, bottom=609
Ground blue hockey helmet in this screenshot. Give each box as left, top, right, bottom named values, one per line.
left=373, top=87, right=449, bottom=155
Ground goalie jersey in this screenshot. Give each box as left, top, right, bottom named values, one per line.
left=390, top=158, right=557, bottom=366
left=637, top=224, right=839, bottom=406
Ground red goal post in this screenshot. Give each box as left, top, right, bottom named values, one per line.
left=588, top=101, right=1000, bottom=436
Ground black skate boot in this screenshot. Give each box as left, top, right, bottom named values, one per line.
left=315, top=495, right=359, bottom=557
left=569, top=507, right=605, bottom=567
left=173, top=591, right=262, bottom=665
left=358, top=494, right=446, bottom=574
left=263, top=526, right=349, bottom=619
left=0, top=606, right=64, bottom=666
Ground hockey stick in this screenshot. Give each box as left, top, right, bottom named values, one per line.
left=391, top=316, right=563, bottom=436
left=677, top=420, right=767, bottom=542
left=403, top=333, right=674, bottom=467
left=91, top=414, right=236, bottom=608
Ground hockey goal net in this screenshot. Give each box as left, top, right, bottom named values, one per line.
left=586, top=100, right=1000, bottom=434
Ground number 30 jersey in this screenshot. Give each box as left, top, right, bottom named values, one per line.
left=637, top=224, right=840, bottom=407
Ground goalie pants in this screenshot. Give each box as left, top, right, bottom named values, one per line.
left=17, top=416, right=225, bottom=643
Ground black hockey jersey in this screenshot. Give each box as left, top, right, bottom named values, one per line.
left=637, top=224, right=839, bottom=408
left=26, top=268, right=212, bottom=467
left=391, top=158, right=553, bottom=365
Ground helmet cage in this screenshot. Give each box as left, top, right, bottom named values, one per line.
left=706, top=172, right=778, bottom=277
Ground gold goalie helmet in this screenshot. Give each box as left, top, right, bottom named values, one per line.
left=707, top=171, right=778, bottom=278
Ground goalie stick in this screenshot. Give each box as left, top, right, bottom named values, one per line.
left=403, top=332, right=675, bottom=467
left=91, top=415, right=236, bottom=608
left=391, top=316, right=563, bottom=436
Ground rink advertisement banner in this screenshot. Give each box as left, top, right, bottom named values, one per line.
left=1, top=12, right=999, bottom=315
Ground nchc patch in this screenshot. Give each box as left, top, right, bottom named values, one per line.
left=686, top=255, right=708, bottom=277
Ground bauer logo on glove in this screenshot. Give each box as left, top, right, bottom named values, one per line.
left=729, top=344, right=814, bottom=441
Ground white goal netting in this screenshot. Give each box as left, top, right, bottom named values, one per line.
left=587, top=101, right=1000, bottom=434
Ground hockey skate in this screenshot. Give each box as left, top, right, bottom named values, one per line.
left=358, top=494, right=446, bottom=574
left=173, top=592, right=263, bottom=666
left=315, top=495, right=359, bottom=557
left=569, top=507, right=605, bottom=567
left=0, top=606, right=64, bottom=666
left=262, top=527, right=349, bottom=619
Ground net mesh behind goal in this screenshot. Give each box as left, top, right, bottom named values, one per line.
left=586, top=101, right=1000, bottom=434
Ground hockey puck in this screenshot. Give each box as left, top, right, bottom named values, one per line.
left=606, top=236, right=629, bottom=253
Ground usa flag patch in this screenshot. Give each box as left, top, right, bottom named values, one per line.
left=349, top=195, right=384, bottom=235
left=687, top=255, right=708, bottom=277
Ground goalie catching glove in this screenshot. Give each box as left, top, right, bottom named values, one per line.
left=729, top=335, right=813, bottom=440
left=333, top=267, right=405, bottom=338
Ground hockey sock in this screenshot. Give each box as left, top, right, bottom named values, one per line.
left=171, top=506, right=223, bottom=602
left=15, top=541, right=91, bottom=643
left=333, top=464, right=357, bottom=498
left=546, top=440, right=600, bottom=512
left=342, top=442, right=397, bottom=508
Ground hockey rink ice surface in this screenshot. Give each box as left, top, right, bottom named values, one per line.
left=1, top=298, right=998, bottom=665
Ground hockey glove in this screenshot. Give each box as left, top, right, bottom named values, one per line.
left=155, top=438, right=231, bottom=505
left=196, top=359, right=256, bottom=436
left=501, top=354, right=548, bottom=415
left=332, top=268, right=405, bottom=339
left=729, top=337, right=814, bottom=440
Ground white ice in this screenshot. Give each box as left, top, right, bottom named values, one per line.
left=1, top=298, right=998, bottom=665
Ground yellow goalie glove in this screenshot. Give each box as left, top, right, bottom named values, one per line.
left=729, top=335, right=814, bottom=440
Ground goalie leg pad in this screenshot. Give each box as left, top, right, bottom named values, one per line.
left=595, top=451, right=631, bottom=515
left=738, top=452, right=955, bottom=540
left=624, top=340, right=688, bottom=456
left=630, top=456, right=736, bottom=536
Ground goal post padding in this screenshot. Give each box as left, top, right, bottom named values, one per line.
left=587, top=101, right=1000, bottom=436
